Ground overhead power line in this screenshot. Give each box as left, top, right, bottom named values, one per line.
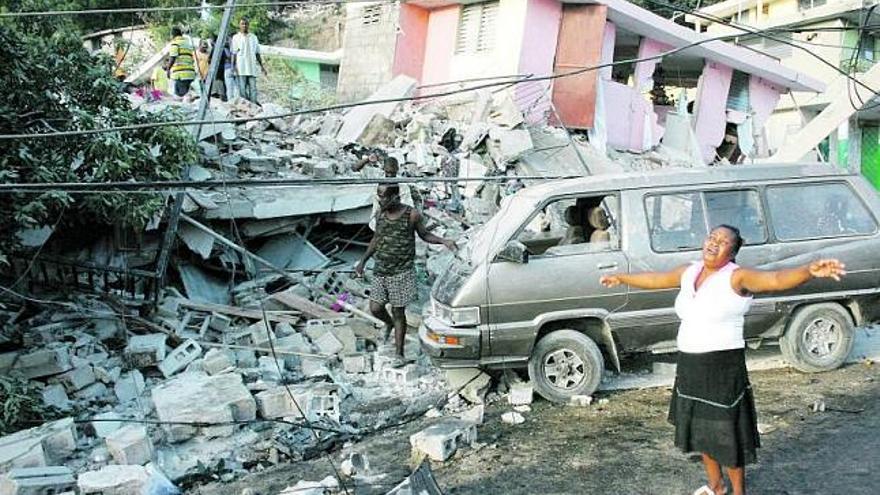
left=0, top=24, right=864, bottom=142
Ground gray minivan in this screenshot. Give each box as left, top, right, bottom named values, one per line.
left=420, top=164, right=880, bottom=402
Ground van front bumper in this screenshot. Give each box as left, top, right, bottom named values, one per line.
left=419, top=316, right=481, bottom=367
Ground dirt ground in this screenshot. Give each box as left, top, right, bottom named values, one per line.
left=195, top=357, right=880, bottom=495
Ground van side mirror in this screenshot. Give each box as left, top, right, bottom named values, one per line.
left=496, top=240, right=529, bottom=264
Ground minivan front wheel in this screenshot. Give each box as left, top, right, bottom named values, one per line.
left=780, top=303, right=855, bottom=373
left=528, top=330, right=604, bottom=403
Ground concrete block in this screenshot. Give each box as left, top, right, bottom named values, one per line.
left=308, top=383, right=341, bottom=423
left=570, top=395, right=593, bottom=407
left=459, top=405, right=485, bottom=425
left=151, top=372, right=256, bottom=442
left=312, top=161, right=335, bottom=179
left=92, top=412, right=123, bottom=438
left=208, top=312, right=233, bottom=332
left=58, top=365, right=96, bottom=392
left=77, top=465, right=150, bottom=495
left=94, top=365, right=121, bottom=384
left=158, top=339, right=202, bottom=378
left=124, top=334, right=167, bottom=368
left=342, top=353, right=372, bottom=374
left=258, top=356, right=284, bottom=382
left=299, top=356, right=330, bottom=378
left=304, top=321, right=344, bottom=356
left=249, top=321, right=275, bottom=348
left=0, top=466, right=76, bottom=495
left=256, top=385, right=311, bottom=419
left=202, top=348, right=236, bottom=375
left=12, top=345, right=71, bottom=379
left=113, top=370, right=145, bottom=403
left=380, top=364, right=419, bottom=387
left=508, top=382, right=534, bottom=406
left=106, top=426, right=153, bottom=465
left=0, top=418, right=77, bottom=471
left=41, top=384, right=70, bottom=410
left=446, top=368, right=491, bottom=404
left=156, top=298, right=181, bottom=318
left=73, top=382, right=107, bottom=401
left=409, top=419, right=477, bottom=462
left=501, top=411, right=525, bottom=425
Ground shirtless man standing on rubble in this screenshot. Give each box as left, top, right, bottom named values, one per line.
left=354, top=184, right=457, bottom=367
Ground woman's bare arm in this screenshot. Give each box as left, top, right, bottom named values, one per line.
left=600, top=265, right=688, bottom=290
left=732, top=259, right=846, bottom=295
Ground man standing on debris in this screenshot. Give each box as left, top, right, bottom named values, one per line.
left=439, top=129, right=464, bottom=212
left=231, top=17, right=267, bottom=105
left=354, top=156, right=421, bottom=231
left=167, top=26, right=196, bottom=98
left=355, top=184, right=456, bottom=367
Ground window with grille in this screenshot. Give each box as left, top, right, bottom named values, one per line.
left=362, top=5, right=382, bottom=25
left=798, top=0, right=827, bottom=11
left=455, top=2, right=499, bottom=54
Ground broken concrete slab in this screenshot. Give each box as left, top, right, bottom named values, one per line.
left=8, top=345, right=71, bottom=379
left=410, top=419, right=478, bottom=462
left=255, top=233, right=328, bottom=272
left=202, top=348, right=236, bottom=375
left=357, top=114, right=396, bottom=147
left=77, top=464, right=175, bottom=495
left=57, top=365, right=96, bottom=393
left=92, top=412, right=123, bottom=438
left=487, top=126, right=534, bottom=165
left=177, top=263, right=231, bottom=305
left=151, top=372, right=256, bottom=442
left=177, top=224, right=214, bottom=260
left=445, top=368, right=491, bottom=404
left=124, top=334, right=167, bottom=368
left=41, top=384, right=71, bottom=411
left=255, top=385, right=311, bottom=419
left=106, top=426, right=153, bottom=466
left=336, top=75, right=417, bottom=144
left=0, top=466, right=76, bottom=495
left=0, top=418, right=77, bottom=471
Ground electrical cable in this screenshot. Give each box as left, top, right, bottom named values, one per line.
left=0, top=0, right=396, bottom=18
left=0, top=24, right=861, bottom=142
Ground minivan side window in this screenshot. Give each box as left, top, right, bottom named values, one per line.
left=516, top=195, right=619, bottom=257
left=645, top=192, right=707, bottom=252
left=766, top=183, right=878, bottom=241
left=705, top=190, right=767, bottom=245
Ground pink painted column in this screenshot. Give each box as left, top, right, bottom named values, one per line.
left=694, top=62, right=733, bottom=163
left=419, top=5, right=459, bottom=88
left=599, top=21, right=616, bottom=80
left=634, top=37, right=673, bottom=91
left=516, top=0, right=562, bottom=123
left=748, top=76, right=782, bottom=130
left=392, top=4, right=430, bottom=81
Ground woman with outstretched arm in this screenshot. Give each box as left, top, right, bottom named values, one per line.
left=600, top=224, right=846, bottom=495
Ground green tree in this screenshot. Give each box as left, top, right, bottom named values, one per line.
left=0, top=16, right=198, bottom=265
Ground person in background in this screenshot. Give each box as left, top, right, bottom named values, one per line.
left=217, top=36, right=237, bottom=101
left=355, top=184, right=457, bottom=367
left=600, top=225, right=846, bottom=495
left=194, top=39, right=211, bottom=92
left=167, top=26, right=196, bottom=98
left=231, top=17, right=267, bottom=104
left=439, top=128, right=464, bottom=212
left=150, top=59, right=170, bottom=95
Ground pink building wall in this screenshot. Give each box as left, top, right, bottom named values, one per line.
left=516, top=0, right=562, bottom=123
left=392, top=4, right=430, bottom=81
left=749, top=76, right=782, bottom=130
left=694, top=62, right=733, bottom=163
left=599, top=22, right=616, bottom=80
left=419, top=5, right=459, bottom=88
left=634, top=38, right=673, bottom=91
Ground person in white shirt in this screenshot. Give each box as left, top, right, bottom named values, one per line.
left=231, top=17, right=267, bottom=104
left=600, top=225, right=845, bottom=495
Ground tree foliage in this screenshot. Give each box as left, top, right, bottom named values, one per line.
left=0, top=13, right=198, bottom=265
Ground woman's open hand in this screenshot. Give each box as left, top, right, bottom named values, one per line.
left=600, top=275, right=622, bottom=288
left=808, top=259, right=846, bottom=281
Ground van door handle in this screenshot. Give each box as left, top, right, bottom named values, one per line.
left=597, top=262, right=618, bottom=270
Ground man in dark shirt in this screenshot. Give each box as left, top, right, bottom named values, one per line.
left=355, top=184, right=457, bottom=366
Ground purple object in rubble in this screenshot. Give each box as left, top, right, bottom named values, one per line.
left=331, top=292, right=351, bottom=312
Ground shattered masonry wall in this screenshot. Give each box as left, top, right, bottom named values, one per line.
left=337, top=2, right=400, bottom=102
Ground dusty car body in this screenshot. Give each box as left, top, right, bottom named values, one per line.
left=420, top=164, right=880, bottom=402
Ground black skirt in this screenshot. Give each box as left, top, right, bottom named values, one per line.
left=667, top=348, right=760, bottom=467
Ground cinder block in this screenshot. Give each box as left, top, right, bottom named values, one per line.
left=258, top=356, right=284, bottom=382
left=342, top=353, right=372, bottom=374
left=308, top=383, right=341, bottom=423
left=158, top=340, right=202, bottom=378
left=409, top=419, right=478, bottom=462
left=0, top=466, right=76, bottom=495
left=41, top=384, right=70, bottom=410
left=249, top=321, right=275, bottom=348
left=508, top=382, right=534, bottom=406
left=380, top=364, right=419, bottom=387
left=113, top=371, right=145, bottom=404
left=57, top=365, right=96, bottom=393
left=202, top=348, right=236, bottom=375
left=124, top=334, right=166, bottom=368
left=12, top=345, right=71, bottom=379
left=208, top=312, right=233, bottom=332
left=255, top=386, right=311, bottom=419
left=106, top=426, right=153, bottom=466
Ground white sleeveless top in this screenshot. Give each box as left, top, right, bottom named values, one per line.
left=674, top=261, right=753, bottom=354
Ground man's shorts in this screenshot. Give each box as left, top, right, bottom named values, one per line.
left=370, top=269, right=417, bottom=308
left=174, top=79, right=193, bottom=97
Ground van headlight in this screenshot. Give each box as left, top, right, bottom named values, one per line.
left=432, top=299, right=480, bottom=327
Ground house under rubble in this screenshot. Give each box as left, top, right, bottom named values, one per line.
left=338, top=0, right=825, bottom=163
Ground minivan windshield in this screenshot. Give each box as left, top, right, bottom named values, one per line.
left=467, top=194, right=539, bottom=265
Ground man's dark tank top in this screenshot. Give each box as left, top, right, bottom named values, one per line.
left=374, top=206, right=415, bottom=276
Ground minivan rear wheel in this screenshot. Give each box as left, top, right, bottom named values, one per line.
left=780, top=303, right=855, bottom=373
left=528, top=330, right=604, bottom=403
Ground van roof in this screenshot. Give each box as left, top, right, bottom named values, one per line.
left=519, top=163, right=852, bottom=200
